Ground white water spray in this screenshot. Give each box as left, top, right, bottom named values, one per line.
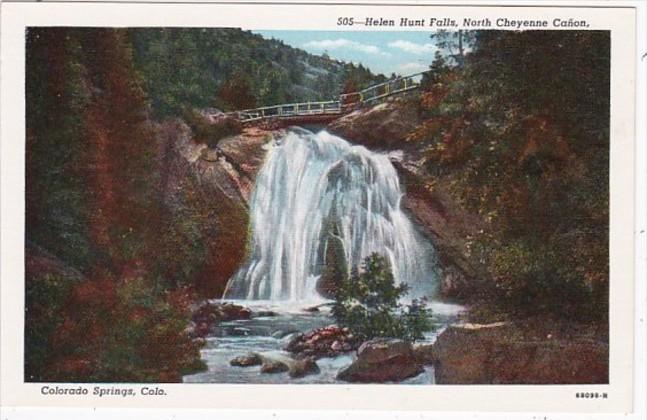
left=224, top=128, right=438, bottom=301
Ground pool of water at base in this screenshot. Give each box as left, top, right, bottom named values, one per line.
left=182, top=300, right=464, bottom=384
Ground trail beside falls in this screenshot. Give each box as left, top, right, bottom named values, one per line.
left=224, top=128, right=439, bottom=301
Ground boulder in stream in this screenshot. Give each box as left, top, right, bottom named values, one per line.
left=230, top=353, right=263, bottom=367
left=260, top=360, right=289, bottom=374
left=286, top=325, right=358, bottom=359
left=256, top=352, right=320, bottom=378
left=288, top=357, right=320, bottom=378
left=190, top=301, right=253, bottom=338
left=254, top=310, right=279, bottom=318
left=336, top=338, right=424, bottom=383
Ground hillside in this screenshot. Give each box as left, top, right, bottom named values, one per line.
left=130, top=28, right=387, bottom=117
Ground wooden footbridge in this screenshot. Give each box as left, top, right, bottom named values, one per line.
left=223, top=71, right=427, bottom=125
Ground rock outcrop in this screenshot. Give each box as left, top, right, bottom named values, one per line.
left=158, top=119, right=275, bottom=297
left=336, top=338, right=424, bottom=383
left=328, top=98, right=422, bottom=150
left=394, top=160, right=488, bottom=300
left=431, top=322, right=609, bottom=384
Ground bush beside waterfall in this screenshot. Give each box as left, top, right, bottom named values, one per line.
left=332, top=253, right=433, bottom=342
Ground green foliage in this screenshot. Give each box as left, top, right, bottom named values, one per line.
left=332, top=253, right=433, bottom=342
left=429, top=30, right=477, bottom=67
left=420, top=51, right=451, bottom=90
left=25, top=29, right=96, bottom=270
left=24, top=274, right=80, bottom=381
left=341, top=62, right=387, bottom=93
left=129, top=28, right=386, bottom=117
left=415, top=30, right=609, bottom=320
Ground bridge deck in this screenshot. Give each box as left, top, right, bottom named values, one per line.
left=221, top=70, right=427, bottom=123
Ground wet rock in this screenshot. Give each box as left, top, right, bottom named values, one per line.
left=229, top=327, right=251, bottom=336
left=303, top=306, right=320, bottom=313
left=260, top=360, right=289, bottom=374
left=230, top=353, right=263, bottom=367
left=257, top=353, right=320, bottom=378
left=254, top=310, right=279, bottom=318
left=272, top=329, right=299, bottom=339
left=192, top=337, right=206, bottom=348
left=336, top=338, right=424, bottom=383
left=288, top=357, right=320, bottom=378
left=190, top=301, right=254, bottom=338
left=216, top=302, right=252, bottom=321
left=192, top=301, right=252, bottom=324
left=412, top=343, right=434, bottom=365
left=279, top=332, right=301, bottom=344
left=195, top=322, right=211, bottom=338
left=286, top=325, right=359, bottom=359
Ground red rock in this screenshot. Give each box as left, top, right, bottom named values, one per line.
left=285, top=324, right=359, bottom=358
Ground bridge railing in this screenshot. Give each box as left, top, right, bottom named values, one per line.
left=340, top=72, right=426, bottom=105
left=235, top=100, right=342, bottom=122
left=226, top=71, right=429, bottom=122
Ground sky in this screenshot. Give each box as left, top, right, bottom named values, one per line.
left=253, top=30, right=440, bottom=77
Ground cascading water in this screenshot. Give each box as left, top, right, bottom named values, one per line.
left=223, top=128, right=438, bottom=301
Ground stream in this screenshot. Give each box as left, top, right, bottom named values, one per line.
left=182, top=300, right=463, bottom=384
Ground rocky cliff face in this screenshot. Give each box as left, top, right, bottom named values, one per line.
left=328, top=99, right=422, bottom=150
left=328, top=98, right=488, bottom=301
left=158, top=120, right=276, bottom=297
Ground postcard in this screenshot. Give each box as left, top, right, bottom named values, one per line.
left=0, top=0, right=644, bottom=416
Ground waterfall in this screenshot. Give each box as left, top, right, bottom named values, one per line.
left=223, top=128, right=438, bottom=301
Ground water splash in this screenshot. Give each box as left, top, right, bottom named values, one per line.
left=224, top=128, right=438, bottom=301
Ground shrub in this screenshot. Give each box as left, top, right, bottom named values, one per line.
left=332, top=253, right=433, bottom=342
left=183, top=108, right=241, bottom=148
